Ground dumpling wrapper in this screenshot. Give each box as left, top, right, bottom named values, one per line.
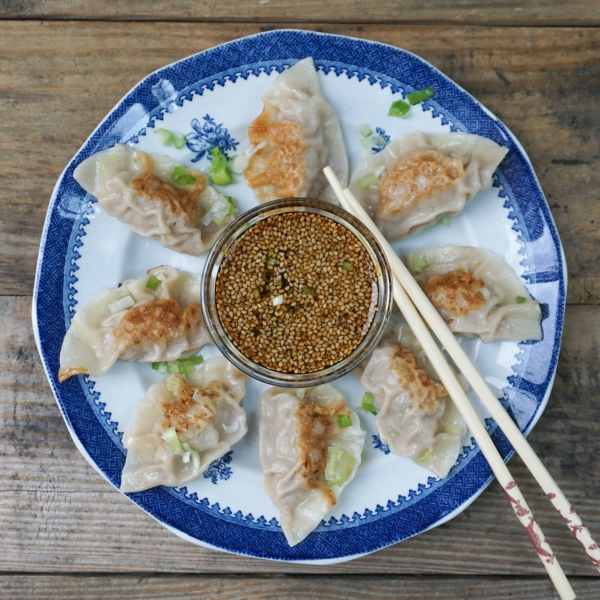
left=59, top=266, right=211, bottom=382
left=349, top=131, right=508, bottom=240
left=259, top=385, right=365, bottom=547
left=406, top=245, right=542, bottom=343
left=120, top=357, right=249, bottom=493
left=357, top=324, right=467, bottom=479
left=74, top=143, right=234, bottom=255
left=244, top=57, right=348, bottom=204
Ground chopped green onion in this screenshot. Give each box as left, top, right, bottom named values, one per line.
left=154, top=129, right=175, bottom=146
left=359, top=137, right=375, bottom=149
left=108, top=153, right=119, bottom=163
left=174, top=134, right=186, bottom=149
left=357, top=174, right=379, bottom=189
left=442, top=214, right=451, bottom=227
left=445, top=424, right=463, bottom=436
left=388, top=99, right=410, bottom=117
left=180, top=361, right=196, bottom=375
left=152, top=356, right=203, bottom=374
left=361, top=392, right=378, bottom=415
left=337, top=414, right=352, bottom=428
left=165, top=375, right=180, bottom=392
left=358, top=123, right=373, bottom=137
left=146, top=276, right=160, bottom=291
left=210, top=164, right=233, bottom=186
left=407, top=86, right=435, bottom=105
left=172, top=166, right=196, bottom=185
left=161, top=426, right=183, bottom=455
left=182, top=450, right=192, bottom=463
left=266, top=257, right=276, bottom=267
left=233, top=155, right=250, bottom=172
left=296, top=389, right=305, bottom=399
left=325, top=446, right=355, bottom=487
left=191, top=450, right=201, bottom=471
left=167, top=361, right=180, bottom=374
left=227, top=196, right=237, bottom=216
left=302, top=286, right=314, bottom=297
left=209, top=147, right=234, bottom=186
left=417, top=447, right=433, bottom=463
left=182, top=442, right=192, bottom=452
left=253, top=288, right=261, bottom=300
left=515, top=295, right=527, bottom=304
left=371, top=134, right=388, bottom=147
left=409, top=253, right=429, bottom=275
left=108, top=295, right=135, bottom=314
left=342, top=261, right=354, bottom=272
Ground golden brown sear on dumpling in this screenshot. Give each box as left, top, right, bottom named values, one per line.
left=245, top=106, right=307, bottom=199
left=378, top=150, right=464, bottom=217
left=114, top=298, right=203, bottom=350
left=390, top=346, right=447, bottom=414
left=130, top=152, right=208, bottom=224
left=294, top=398, right=351, bottom=505
left=421, top=270, right=486, bottom=319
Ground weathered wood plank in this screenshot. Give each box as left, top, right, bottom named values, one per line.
left=1, top=0, right=599, bottom=26
left=1, top=296, right=599, bottom=575
left=1, top=22, right=599, bottom=298
left=0, top=575, right=599, bottom=599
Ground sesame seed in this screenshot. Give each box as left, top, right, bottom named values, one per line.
left=215, top=212, right=378, bottom=373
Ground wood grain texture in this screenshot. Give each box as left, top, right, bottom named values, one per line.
left=0, top=575, right=599, bottom=599
left=1, top=22, right=599, bottom=297
left=1, top=0, right=600, bottom=26
left=1, top=296, right=599, bottom=576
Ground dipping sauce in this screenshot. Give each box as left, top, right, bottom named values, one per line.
left=215, top=212, right=379, bottom=373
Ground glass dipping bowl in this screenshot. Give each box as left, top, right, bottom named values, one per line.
left=202, top=198, right=393, bottom=387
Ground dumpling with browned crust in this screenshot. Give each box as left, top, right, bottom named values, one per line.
left=244, top=57, right=348, bottom=204
left=120, top=357, right=248, bottom=493
left=74, top=144, right=236, bottom=255
left=357, top=324, right=467, bottom=479
left=349, top=131, right=508, bottom=241
left=405, top=245, right=542, bottom=343
left=259, top=385, right=365, bottom=547
left=58, top=266, right=211, bottom=382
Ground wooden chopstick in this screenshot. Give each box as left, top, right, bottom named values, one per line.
left=328, top=168, right=600, bottom=575
left=323, top=167, right=576, bottom=600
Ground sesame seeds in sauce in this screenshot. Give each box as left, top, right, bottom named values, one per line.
left=215, top=212, right=378, bottom=373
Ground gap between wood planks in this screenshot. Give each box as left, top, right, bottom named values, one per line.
left=1, top=0, right=600, bottom=27
left=0, top=574, right=598, bottom=599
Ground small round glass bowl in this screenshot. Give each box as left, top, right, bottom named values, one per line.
left=201, top=198, right=393, bottom=387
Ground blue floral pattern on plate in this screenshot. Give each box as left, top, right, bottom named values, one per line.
left=203, top=451, right=234, bottom=484
left=372, top=435, right=391, bottom=455
left=186, top=115, right=238, bottom=162
left=33, top=29, right=565, bottom=563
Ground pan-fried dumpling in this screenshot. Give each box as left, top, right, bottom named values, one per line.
left=349, top=131, right=508, bottom=240
left=357, top=324, right=467, bottom=478
left=244, top=57, right=348, bottom=204
left=120, top=357, right=248, bottom=493
left=405, top=245, right=542, bottom=342
left=59, top=266, right=211, bottom=382
left=259, top=385, right=365, bottom=547
left=73, top=144, right=235, bottom=255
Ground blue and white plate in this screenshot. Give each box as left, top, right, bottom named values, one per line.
left=33, top=29, right=566, bottom=563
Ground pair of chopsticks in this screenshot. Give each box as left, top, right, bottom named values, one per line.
left=324, top=167, right=600, bottom=600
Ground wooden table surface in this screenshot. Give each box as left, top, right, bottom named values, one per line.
left=1, top=2, right=600, bottom=598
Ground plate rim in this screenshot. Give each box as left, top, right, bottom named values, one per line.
left=33, top=28, right=567, bottom=564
